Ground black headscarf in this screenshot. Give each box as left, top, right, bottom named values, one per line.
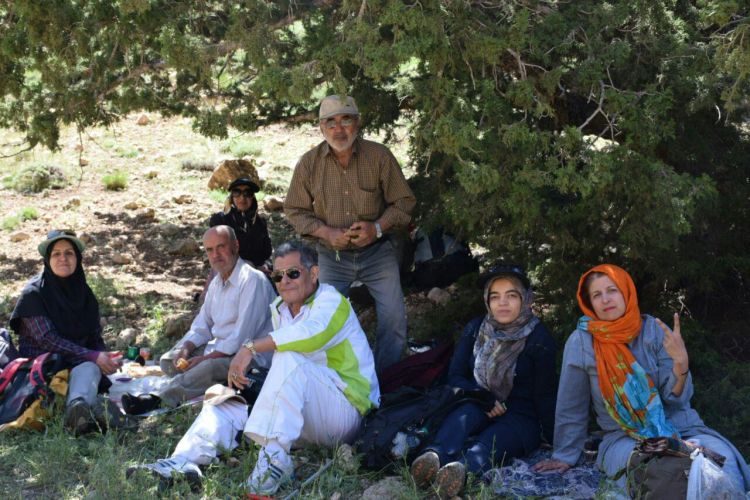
left=10, top=238, right=100, bottom=344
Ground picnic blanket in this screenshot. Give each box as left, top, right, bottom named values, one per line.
left=485, top=448, right=626, bottom=499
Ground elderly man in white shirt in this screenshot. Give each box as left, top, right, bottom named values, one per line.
left=121, top=225, right=275, bottom=415
left=125, top=240, right=379, bottom=496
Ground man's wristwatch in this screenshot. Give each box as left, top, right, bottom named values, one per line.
left=374, top=222, right=383, bottom=239
left=242, top=341, right=257, bottom=356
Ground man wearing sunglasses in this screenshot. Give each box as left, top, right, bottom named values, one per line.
left=121, top=225, right=276, bottom=415
left=126, top=241, right=378, bottom=496
left=285, top=94, right=416, bottom=373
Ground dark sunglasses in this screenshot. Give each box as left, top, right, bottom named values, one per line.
left=231, top=189, right=255, bottom=198
left=47, top=229, right=77, bottom=239
left=270, top=267, right=302, bottom=283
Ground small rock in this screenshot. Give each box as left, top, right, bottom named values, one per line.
left=112, top=253, right=132, bottom=265
left=155, top=222, right=181, bottom=238
left=118, top=328, right=137, bottom=344
left=164, top=312, right=194, bottom=338
left=74, top=144, right=84, bottom=152
left=263, top=196, right=285, bottom=212
left=79, top=233, right=96, bottom=245
left=335, top=443, right=358, bottom=472
left=136, top=114, right=150, bottom=125
left=79, top=158, right=89, bottom=166
left=124, top=200, right=144, bottom=210
left=10, top=232, right=31, bottom=242
left=159, top=200, right=171, bottom=208
left=64, top=197, right=81, bottom=210
left=0, top=253, right=7, bottom=261
left=137, top=208, right=156, bottom=221
left=144, top=169, right=159, bottom=179
left=172, top=194, right=194, bottom=204
left=330, top=493, right=341, bottom=500
left=168, top=238, right=200, bottom=256
left=427, top=287, right=451, bottom=306
left=361, top=477, right=406, bottom=500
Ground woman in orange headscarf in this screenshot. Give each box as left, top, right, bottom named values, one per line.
left=534, top=264, right=750, bottom=494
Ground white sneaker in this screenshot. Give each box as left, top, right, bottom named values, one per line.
left=246, top=447, right=294, bottom=495
left=127, top=456, right=202, bottom=484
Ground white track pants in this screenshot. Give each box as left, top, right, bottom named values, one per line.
left=170, top=351, right=361, bottom=464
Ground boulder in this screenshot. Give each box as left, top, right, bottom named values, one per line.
left=427, top=287, right=451, bottom=306
left=10, top=232, right=31, bottom=242
left=208, top=159, right=262, bottom=191
left=168, top=238, right=200, bottom=256
left=164, top=312, right=194, bottom=339
left=263, top=196, right=285, bottom=212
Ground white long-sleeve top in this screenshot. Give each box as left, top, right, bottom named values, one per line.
left=180, top=259, right=275, bottom=367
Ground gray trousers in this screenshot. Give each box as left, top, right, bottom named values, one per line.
left=157, top=344, right=232, bottom=407
left=317, top=239, right=407, bottom=373
left=67, top=361, right=102, bottom=406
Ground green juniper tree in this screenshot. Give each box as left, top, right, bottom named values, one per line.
left=2, top=3, right=749, bottom=445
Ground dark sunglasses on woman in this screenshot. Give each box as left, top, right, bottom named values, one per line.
left=231, top=189, right=254, bottom=198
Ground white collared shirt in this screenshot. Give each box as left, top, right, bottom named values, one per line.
left=180, top=259, right=275, bottom=366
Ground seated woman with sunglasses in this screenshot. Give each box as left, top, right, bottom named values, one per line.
left=209, top=176, right=272, bottom=270
left=533, top=264, right=750, bottom=495
left=409, top=264, right=557, bottom=498
left=9, top=230, right=125, bottom=435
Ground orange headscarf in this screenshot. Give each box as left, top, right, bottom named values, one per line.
left=576, top=264, right=675, bottom=438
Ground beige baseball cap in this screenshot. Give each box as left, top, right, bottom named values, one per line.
left=203, top=384, right=247, bottom=406
left=319, top=95, right=359, bottom=121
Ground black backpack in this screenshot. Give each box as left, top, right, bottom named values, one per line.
left=356, top=385, right=474, bottom=470
left=0, top=352, right=67, bottom=427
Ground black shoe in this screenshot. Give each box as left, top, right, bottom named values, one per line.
left=92, top=396, right=135, bottom=431
left=64, top=398, right=93, bottom=436
left=121, top=393, right=162, bottom=415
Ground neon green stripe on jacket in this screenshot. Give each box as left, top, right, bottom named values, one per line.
left=275, top=294, right=350, bottom=353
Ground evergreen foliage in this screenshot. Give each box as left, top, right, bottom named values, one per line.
left=1, top=0, right=749, bottom=448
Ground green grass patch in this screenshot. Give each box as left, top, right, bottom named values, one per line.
left=19, top=206, right=39, bottom=220
left=116, top=147, right=139, bottom=158
left=221, top=136, right=263, bottom=158
left=1, top=215, right=21, bottom=231
left=209, top=188, right=228, bottom=204
left=2, top=163, right=68, bottom=193
left=102, top=171, right=128, bottom=191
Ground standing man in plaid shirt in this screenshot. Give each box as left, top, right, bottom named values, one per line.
left=285, top=95, right=416, bottom=373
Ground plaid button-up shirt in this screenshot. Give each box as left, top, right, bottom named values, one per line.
left=285, top=138, right=415, bottom=241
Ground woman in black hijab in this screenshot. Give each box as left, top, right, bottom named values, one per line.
left=209, top=177, right=272, bottom=269
left=10, top=230, right=123, bottom=434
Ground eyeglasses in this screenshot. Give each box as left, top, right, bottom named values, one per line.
left=47, top=229, right=77, bottom=239
left=231, top=189, right=254, bottom=198
left=270, top=267, right=302, bottom=283
left=321, top=116, right=356, bottom=129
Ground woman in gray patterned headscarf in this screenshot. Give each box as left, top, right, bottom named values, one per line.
left=410, top=264, right=558, bottom=498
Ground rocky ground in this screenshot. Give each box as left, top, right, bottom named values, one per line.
left=0, top=112, right=456, bottom=353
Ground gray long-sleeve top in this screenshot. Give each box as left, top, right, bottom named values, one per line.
left=551, top=314, right=750, bottom=488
